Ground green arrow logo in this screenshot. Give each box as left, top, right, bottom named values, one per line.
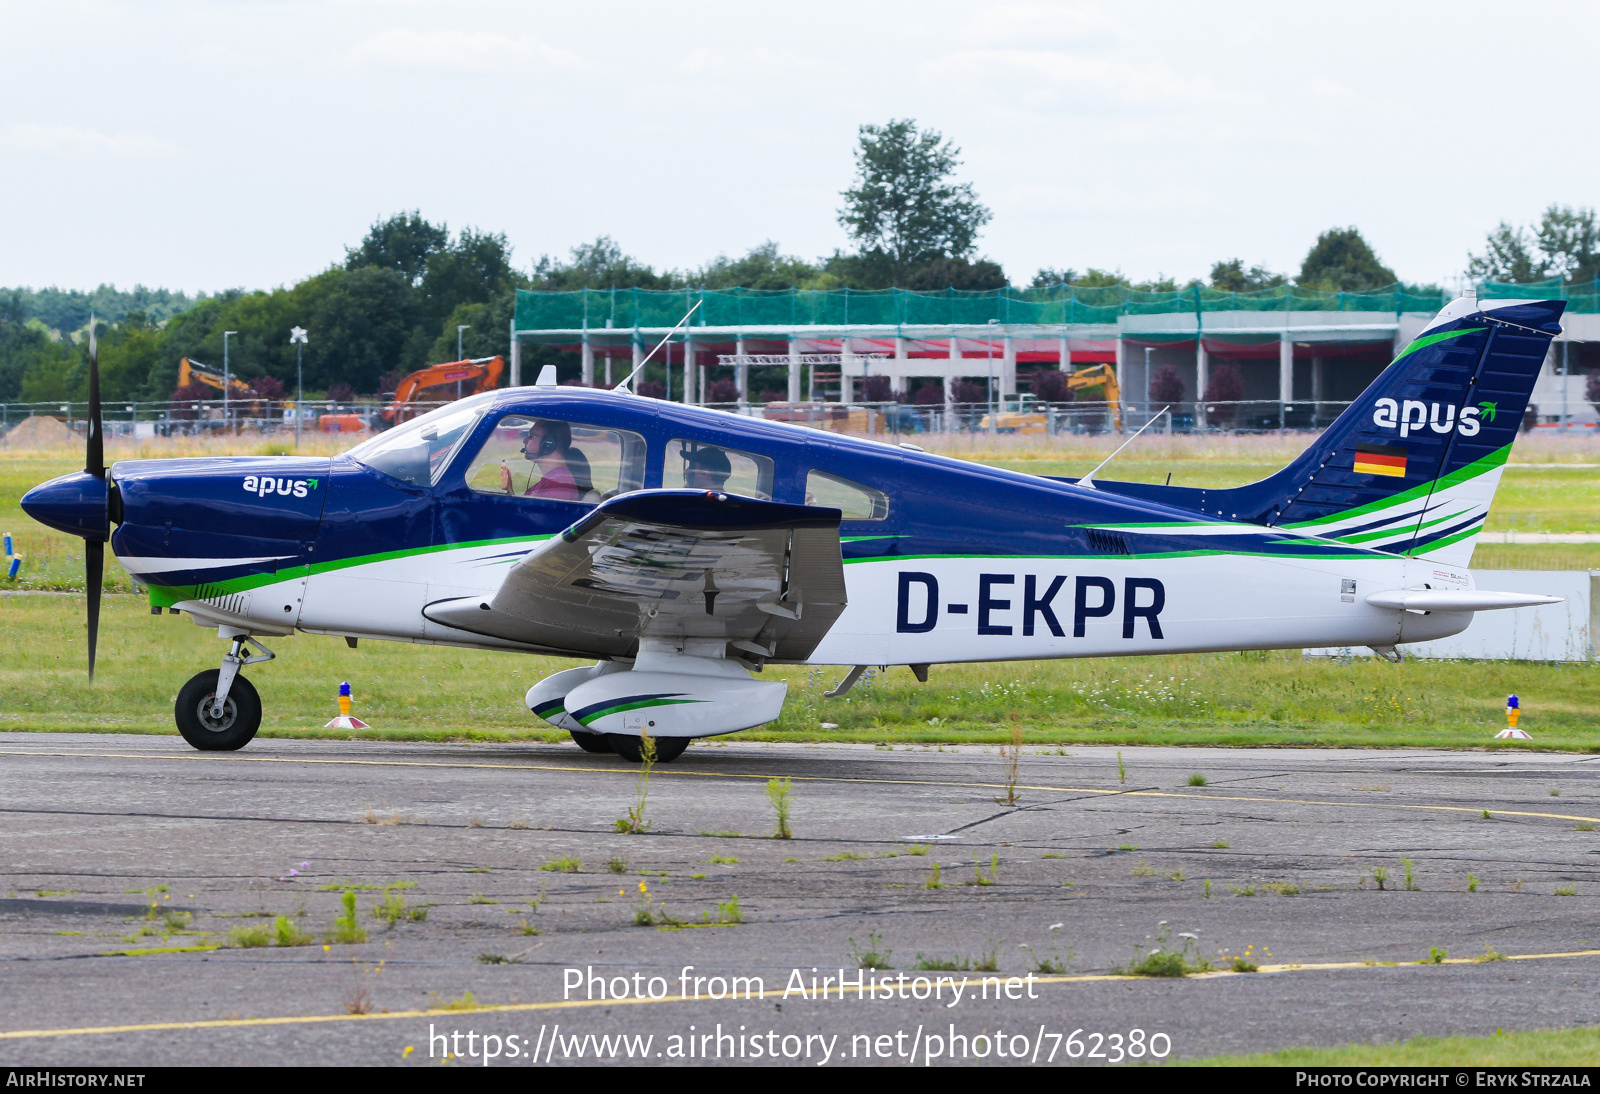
left=1477, top=401, right=1498, bottom=422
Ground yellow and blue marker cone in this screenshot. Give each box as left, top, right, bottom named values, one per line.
left=1494, top=693, right=1530, bottom=740
left=324, top=680, right=370, bottom=730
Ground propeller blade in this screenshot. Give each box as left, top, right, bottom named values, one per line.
left=86, top=313, right=103, bottom=480
left=86, top=539, right=103, bottom=681
left=85, top=315, right=105, bottom=681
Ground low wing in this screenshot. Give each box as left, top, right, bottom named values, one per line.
left=423, top=490, right=847, bottom=661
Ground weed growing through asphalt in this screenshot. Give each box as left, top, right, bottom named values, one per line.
left=273, top=915, right=313, bottom=947
left=1229, top=946, right=1260, bottom=973
left=706, top=895, right=743, bottom=925
left=1231, top=884, right=1256, bottom=897
left=914, top=942, right=999, bottom=972
left=1116, top=844, right=1138, bottom=852
left=1424, top=947, right=1448, bottom=964
left=606, top=856, right=629, bottom=874
left=996, top=726, right=1022, bottom=806
left=1551, top=789, right=1561, bottom=797
left=1263, top=881, right=1300, bottom=896
left=1467, top=874, right=1479, bottom=892
left=1478, top=946, right=1506, bottom=962
left=226, top=925, right=271, bottom=948
left=923, top=864, right=945, bottom=889
left=849, top=931, right=893, bottom=969
left=429, top=991, right=479, bottom=1012
left=1401, top=859, right=1418, bottom=891
left=1125, top=923, right=1211, bottom=977
left=1202, top=879, right=1212, bottom=899
left=328, top=890, right=368, bottom=945
left=1368, top=867, right=1389, bottom=891
left=1117, top=751, right=1126, bottom=784
left=1020, top=936, right=1070, bottom=974
left=765, top=776, right=793, bottom=839
left=1168, top=870, right=1186, bottom=882
left=615, top=732, right=657, bottom=834
left=1211, top=840, right=1230, bottom=849
left=541, top=856, right=581, bottom=873
left=467, top=894, right=496, bottom=905
left=968, top=854, right=999, bottom=886
left=1578, top=824, right=1596, bottom=832
left=824, top=851, right=866, bottom=861
left=1131, top=861, right=1155, bottom=878
left=1187, top=773, right=1207, bottom=786
left=1554, top=887, right=1577, bottom=896
left=710, top=853, right=739, bottom=865
left=478, top=953, right=508, bottom=964
left=902, top=844, right=929, bottom=856
left=1483, top=810, right=1493, bottom=820
left=373, top=886, right=420, bottom=930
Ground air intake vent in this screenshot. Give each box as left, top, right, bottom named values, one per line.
left=1086, top=529, right=1132, bottom=556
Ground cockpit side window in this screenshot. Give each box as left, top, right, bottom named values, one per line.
left=463, top=416, right=646, bottom=504
left=349, top=406, right=482, bottom=487
left=663, top=439, right=775, bottom=499
left=804, top=469, right=890, bottom=520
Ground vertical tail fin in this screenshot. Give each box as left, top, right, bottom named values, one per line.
left=1224, top=296, right=1562, bottom=566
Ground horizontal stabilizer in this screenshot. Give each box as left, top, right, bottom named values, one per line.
left=1365, top=589, right=1562, bottom=612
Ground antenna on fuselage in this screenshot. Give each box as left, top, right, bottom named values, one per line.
left=1077, top=406, right=1171, bottom=491
left=612, top=300, right=702, bottom=396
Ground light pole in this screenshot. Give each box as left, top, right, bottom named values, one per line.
left=223, top=330, right=237, bottom=431
left=290, top=327, right=309, bottom=447
left=457, top=325, right=470, bottom=401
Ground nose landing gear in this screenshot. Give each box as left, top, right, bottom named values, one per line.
left=174, top=634, right=274, bottom=751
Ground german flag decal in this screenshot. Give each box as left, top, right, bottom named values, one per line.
left=1354, top=443, right=1407, bottom=478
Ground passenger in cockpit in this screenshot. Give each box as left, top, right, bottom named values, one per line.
left=681, top=445, right=732, bottom=492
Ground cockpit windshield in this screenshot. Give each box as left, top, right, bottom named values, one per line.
left=347, top=404, right=483, bottom=487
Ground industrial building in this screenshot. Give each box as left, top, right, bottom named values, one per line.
left=508, top=284, right=1600, bottom=428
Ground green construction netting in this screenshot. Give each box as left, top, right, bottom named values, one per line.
left=514, top=280, right=1600, bottom=335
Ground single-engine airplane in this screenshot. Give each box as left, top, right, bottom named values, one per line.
left=21, top=294, right=1564, bottom=762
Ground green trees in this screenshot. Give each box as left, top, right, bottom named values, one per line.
left=1210, top=259, right=1286, bottom=293
left=1468, top=204, right=1600, bottom=284
left=1297, top=228, right=1396, bottom=292
left=836, top=118, right=998, bottom=289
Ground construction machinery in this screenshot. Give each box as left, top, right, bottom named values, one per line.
left=979, top=362, right=1123, bottom=433
left=177, top=358, right=261, bottom=399
left=380, top=356, right=504, bottom=426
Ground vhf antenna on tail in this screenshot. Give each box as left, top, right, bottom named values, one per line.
left=1077, top=406, right=1172, bottom=491
left=613, top=300, right=702, bottom=395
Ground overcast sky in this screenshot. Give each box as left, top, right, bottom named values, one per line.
left=3, top=1, right=1596, bottom=294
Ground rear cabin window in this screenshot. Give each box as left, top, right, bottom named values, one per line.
left=463, top=416, right=646, bottom=504
left=804, top=469, right=889, bottom=520
left=664, top=439, right=775, bottom=500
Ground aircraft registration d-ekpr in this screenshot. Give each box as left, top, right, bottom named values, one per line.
left=21, top=294, right=1565, bottom=762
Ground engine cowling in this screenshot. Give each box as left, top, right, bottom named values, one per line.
left=561, top=652, right=786, bottom=739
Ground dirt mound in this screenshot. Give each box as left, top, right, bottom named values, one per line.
left=3, top=415, right=74, bottom=448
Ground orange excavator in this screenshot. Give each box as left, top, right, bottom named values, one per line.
left=380, top=356, right=504, bottom=426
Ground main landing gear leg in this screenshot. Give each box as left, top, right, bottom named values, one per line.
left=174, top=633, right=274, bottom=752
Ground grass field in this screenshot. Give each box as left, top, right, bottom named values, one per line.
left=1, top=429, right=1595, bottom=748
left=1184, top=1025, right=1600, bottom=1066
left=2, top=431, right=1596, bottom=592
left=3, top=594, right=1595, bottom=747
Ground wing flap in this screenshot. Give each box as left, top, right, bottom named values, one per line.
left=423, top=490, right=847, bottom=660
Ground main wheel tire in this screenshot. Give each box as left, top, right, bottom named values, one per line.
left=568, top=729, right=613, bottom=754
left=174, top=669, right=262, bottom=751
left=605, top=735, right=690, bottom=764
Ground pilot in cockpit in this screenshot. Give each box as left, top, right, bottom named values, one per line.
left=513, top=419, right=595, bottom=501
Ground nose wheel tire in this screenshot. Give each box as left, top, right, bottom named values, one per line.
left=568, top=729, right=614, bottom=754
left=174, top=669, right=262, bottom=751
left=605, top=734, right=689, bottom=764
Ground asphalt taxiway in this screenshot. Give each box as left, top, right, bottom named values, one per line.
left=1, top=733, right=1597, bottom=1066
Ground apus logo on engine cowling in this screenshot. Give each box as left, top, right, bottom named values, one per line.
left=1372, top=399, right=1482, bottom=438
left=242, top=476, right=318, bottom=499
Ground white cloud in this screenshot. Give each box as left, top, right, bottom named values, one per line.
left=2, top=124, right=176, bottom=158
left=350, top=28, right=583, bottom=73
